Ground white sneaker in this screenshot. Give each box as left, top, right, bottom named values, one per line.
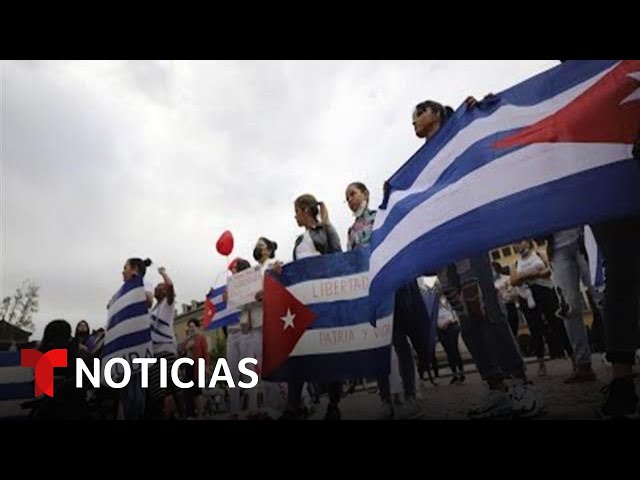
left=467, top=390, right=513, bottom=420
left=397, top=397, right=422, bottom=420
left=510, top=380, right=545, bottom=419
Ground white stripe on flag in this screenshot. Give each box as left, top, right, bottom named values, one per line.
left=212, top=308, right=240, bottom=322
left=211, top=293, right=224, bottom=305
left=0, top=400, right=29, bottom=419
left=286, top=272, right=370, bottom=305
left=0, top=366, right=33, bottom=384
left=290, top=314, right=393, bottom=356
left=108, top=286, right=146, bottom=320
left=101, top=343, right=153, bottom=380
left=371, top=142, right=631, bottom=280
left=105, top=313, right=150, bottom=344
left=374, top=62, right=619, bottom=229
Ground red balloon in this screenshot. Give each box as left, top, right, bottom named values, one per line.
left=216, top=230, right=234, bottom=256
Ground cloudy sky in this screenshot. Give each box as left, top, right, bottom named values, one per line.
left=1, top=60, right=558, bottom=339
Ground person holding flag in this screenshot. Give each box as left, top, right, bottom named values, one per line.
left=409, top=99, right=543, bottom=419
left=274, top=194, right=344, bottom=420
left=104, top=257, right=154, bottom=420
left=345, top=181, right=428, bottom=419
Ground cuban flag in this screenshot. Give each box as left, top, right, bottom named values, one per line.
left=102, top=275, right=153, bottom=373
left=370, top=60, right=640, bottom=299
left=203, top=286, right=241, bottom=330
left=0, top=351, right=33, bottom=419
left=262, top=247, right=394, bottom=383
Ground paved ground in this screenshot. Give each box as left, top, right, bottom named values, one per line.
left=208, top=353, right=639, bottom=420
left=297, top=353, right=638, bottom=420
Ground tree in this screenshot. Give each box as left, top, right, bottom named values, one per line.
left=0, top=280, right=39, bottom=332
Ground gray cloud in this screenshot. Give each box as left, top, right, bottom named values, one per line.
left=1, top=59, right=558, bottom=339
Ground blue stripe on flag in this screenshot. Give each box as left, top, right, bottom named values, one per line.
left=374, top=129, right=524, bottom=248
left=209, top=286, right=226, bottom=299
left=305, top=295, right=394, bottom=329
left=278, top=248, right=370, bottom=287
left=0, top=351, right=21, bottom=367
left=207, top=311, right=242, bottom=330
left=102, top=329, right=151, bottom=357
left=213, top=301, right=228, bottom=311
left=266, top=346, right=391, bottom=383
left=499, top=60, right=618, bottom=106
left=108, top=301, right=149, bottom=330
left=0, top=383, right=33, bottom=401
left=112, top=275, right=144, bottom=302
left=371, top=159, right=640, bottom=297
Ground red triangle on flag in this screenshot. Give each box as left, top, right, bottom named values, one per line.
left=262, top=273, right=317, bottom=379
left=202, top=296, right=216, bottom=329
left=496, top=60, right=640, bottom=150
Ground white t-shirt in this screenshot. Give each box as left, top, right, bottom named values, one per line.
left=494, top=274, right=519, bottom=304
left=516, top=252, right=554, bottom=289
left=295, top=231, right=321, bottom=260
left=437, top=304, right=457, bottom=330
left=150, top=298, right=177, bottom=355
left=245, top=260, right=277, bottom=330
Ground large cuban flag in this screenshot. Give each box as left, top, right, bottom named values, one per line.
left=370, top=60, right=640, bottom=299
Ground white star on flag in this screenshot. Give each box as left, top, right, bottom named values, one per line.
left=620, top=71, right=640, bottom=105
left=281, top=308, right=296, bottom=330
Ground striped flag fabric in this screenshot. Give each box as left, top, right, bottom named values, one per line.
left=203, top=285, right=241, bottom=330
left=262, top=247, right=394, bottom=382
left=370, top=60, right=640, bottom=299
left=102, top=275, right=152, bottom=374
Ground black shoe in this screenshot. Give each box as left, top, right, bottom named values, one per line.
left=324, top=404, right=342, bottom=421
left=458, top=374, right=466, bottom=384
left=450, top=376, right=459, bottom=385
left=597, top=377, right=639, bottom=419
left=279, top=406, right=309, bottom=420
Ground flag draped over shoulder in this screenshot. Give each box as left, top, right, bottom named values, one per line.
left=102, top=275, right=152, bottom=372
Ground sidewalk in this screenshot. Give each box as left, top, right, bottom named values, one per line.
left=304, top=353, right=639, bottom=420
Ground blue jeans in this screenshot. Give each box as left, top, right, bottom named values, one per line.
left=550, top=243, right=593, bottom=368
left=377, top=280, right=434, bottom=402
left=439, top=254, right=526, bottom=386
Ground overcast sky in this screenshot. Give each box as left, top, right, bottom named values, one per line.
left=1, top=60, right=558, bottom=340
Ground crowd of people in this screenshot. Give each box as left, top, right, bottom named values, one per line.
left=13, top=60, right=640, bottom=420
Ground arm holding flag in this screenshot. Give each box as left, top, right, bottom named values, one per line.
left=158, top=266, right=175, bottom=305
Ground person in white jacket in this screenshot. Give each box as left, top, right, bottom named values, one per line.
left=244, top=236, right=287, bottom=420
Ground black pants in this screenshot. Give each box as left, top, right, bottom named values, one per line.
left=527, top=285, right=573, bottom=359
left=437, top=323, right=464, bottom=374
left=591, top=216, right=640, bottom=365
left=376, top=281, right=435, bottom=401
left=505, top=302, right=520, bottom=339
left=287, top=381, right=341, bottom=411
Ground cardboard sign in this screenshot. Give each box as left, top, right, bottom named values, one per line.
left=227, top=265, right=262, bottom=308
